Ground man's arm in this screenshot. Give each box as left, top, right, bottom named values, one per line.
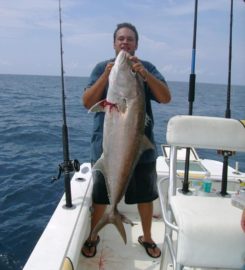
left=142, top=70, right=171, bottom=104
left=129, top=56, right=171, bottom=104
left=82, top=62, right=114, bottom=109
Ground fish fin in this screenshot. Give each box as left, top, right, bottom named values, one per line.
left=120, top=213, right=136, bottom=226
left=92, top=156, right=108, bottom=181
left=92, top=156, right=111, bottom=202
left=92, top=156, right=105, bottom=173
left=114, top=212, right=127, bottom=244
left=145, top=113, right=152, bottom=127
left=89, top=100, right=107, bottom=113
left=141, top=135, right=154, bottom=153
left=91, top=209, right=127, bottom=244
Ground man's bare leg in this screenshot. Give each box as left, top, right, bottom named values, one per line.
left=81, top=203, right=107, bottom=257
left=138, top=202, right=161, bottom=258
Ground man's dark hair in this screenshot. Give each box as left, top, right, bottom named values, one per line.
left=113, top=22, right=139, bottom=45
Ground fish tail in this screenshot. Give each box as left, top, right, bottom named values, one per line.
left=91, top=209, right=127, bottom=244
left=113, top=211, right=127, bottom=244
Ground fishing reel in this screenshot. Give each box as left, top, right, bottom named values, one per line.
left=51, top=159, right=80, bottom=183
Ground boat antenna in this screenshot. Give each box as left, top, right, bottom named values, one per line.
left=219, top=0, right=234, bottom=196
left=52, top=0, right=80, bottom=208
left=182, top=0, right=198, bottom=194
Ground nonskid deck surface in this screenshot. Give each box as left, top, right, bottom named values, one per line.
left=78, top=212, right=165, bottom=270
left=77, top=210, right=232, bottom=270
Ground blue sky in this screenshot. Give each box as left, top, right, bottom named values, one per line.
left=0, top=0, right=244, bottom=85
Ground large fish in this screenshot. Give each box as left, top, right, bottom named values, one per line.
left=90, top=50, right=153, bottom=244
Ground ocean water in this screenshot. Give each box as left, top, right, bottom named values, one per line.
left=0, top=74, right=244, bottom=269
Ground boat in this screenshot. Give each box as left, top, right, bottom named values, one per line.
left=23, top=1, right=245, bottom=269
left=22, top=120, right=245, bottom=270
left=22, top=145, right=245, bottom=270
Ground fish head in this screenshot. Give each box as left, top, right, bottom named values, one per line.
left=107, top=50, right=143, bottom=104
left=111, top=50, right=134, bottom=79
left=115, top=49, right=130, bottom=66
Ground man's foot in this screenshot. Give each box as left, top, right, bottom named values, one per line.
left=138, top=236, right=161, bottom=258
left=81, top=236, right=100, bottom=258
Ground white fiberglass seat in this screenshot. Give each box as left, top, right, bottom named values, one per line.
left=158, top=115, right=245, bottom=270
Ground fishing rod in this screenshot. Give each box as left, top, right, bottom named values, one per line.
left=182, top=0, right=198, bottom=194
left=219, top=0, right=234, bottom=196
left=225, top=0, right=233, bottom=119
left=52, top=0, right=80, bottom=208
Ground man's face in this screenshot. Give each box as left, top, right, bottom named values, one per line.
left=114, top=27, right=138, bottom=56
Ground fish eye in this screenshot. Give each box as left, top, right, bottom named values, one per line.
left=130, top=69, right=136, bottom=77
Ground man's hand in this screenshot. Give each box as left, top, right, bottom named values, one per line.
left=104, top=62, right=114, bottom=77
left=128, top=55, right=148, bottom=81
left=126, top=54, right=171, bottom=104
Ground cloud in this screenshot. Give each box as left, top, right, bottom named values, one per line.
left=0, top=0, right=244, bottom=84
left=66, top=32, right=111, bottom=45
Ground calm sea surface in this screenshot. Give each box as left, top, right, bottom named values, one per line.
left=0, top=74, right=244, bottom=269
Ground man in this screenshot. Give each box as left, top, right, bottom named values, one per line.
left=82, top=22, right=171, bottom=258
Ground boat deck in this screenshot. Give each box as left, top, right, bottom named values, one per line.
left=23, top=161, right=244, bottom=270
left=77, top=202, right=235, bottom=270
left=78, top=211, right=165, bottom=270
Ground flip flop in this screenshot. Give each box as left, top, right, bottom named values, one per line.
left=81, top=236, right=100, bottom=258
left=138, top=236, right=161, bottom=258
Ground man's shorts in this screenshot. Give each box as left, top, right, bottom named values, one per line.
left=92, top=161, right=158, bottom=204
